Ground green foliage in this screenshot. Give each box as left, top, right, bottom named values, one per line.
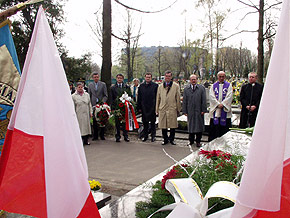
left=61, top=52, right=95, bottom=82
left=104, top=116, right=115, bottom=136
left=1, top=0, right=66, bottom=69
left=136, top=151, right=245, bottom=218
left=177, top=121, right=187, bottom=130
left=136, top=181, right=173, bottom=218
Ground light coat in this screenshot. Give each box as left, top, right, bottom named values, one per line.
left=182, top=84, right=207, bottom=133
left=130, top=84, right=139, bottom=102
left=88, top=81, right=108, bottom=106
left=156, top=82, right=181, bottom=128
left=72, top=91, right=92, bottom=136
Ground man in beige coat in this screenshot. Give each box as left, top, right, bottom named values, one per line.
left=156, top=71, right=181, bottom=145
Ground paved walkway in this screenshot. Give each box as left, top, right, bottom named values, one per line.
left=84, top=134, right=199, bottom=198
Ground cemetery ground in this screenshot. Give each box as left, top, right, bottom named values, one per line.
left=85, top=131, right=208, bottom=204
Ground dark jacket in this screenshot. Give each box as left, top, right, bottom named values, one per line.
left=137, top=81, right=158, bottom=122
left=182, top=84, right=207, bottom=133
left=239, top=82, right=263, bottom=128
left=110, top=82, right=132, bottom=110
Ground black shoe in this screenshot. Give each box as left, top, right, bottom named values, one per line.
left=196, top=143, right=202, bottom=148
left=124, top=137, right=130, bottom=142
left=83, top=142, right=90, bottom=145
left=116, top=138, right=121, bottom=142
left=142, top=137, right=148, bottom=142
left=162, top=140, right=168, bottom=145
left=170, top=141, right=176, bottom=145
left=151, top=137, right=156, bottom=142
left=92, top=137, right=98, bottom=141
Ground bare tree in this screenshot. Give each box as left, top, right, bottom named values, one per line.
left=235, top=0, right=281, bottom=82
left=113, top=9, right=142, bottom=82
left=154, top=46, right=163, bottom=79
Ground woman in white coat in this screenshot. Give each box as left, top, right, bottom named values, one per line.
left=72, top=82, right=93, bottom=145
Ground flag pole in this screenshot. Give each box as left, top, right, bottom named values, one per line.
left=0, top=0, right=43, bottom=22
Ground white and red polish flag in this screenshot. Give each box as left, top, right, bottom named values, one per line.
left=231, top=0, right=290, bottom=217
left=0, top=6, right=100, bottom=218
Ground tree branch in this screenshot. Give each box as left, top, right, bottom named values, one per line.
left=111, top=33, right=127, bottom=42
left=221, top=30, right=258, bottom=41
left=237, top=0, right=258, bottom=10
left=238, top=10, right=258, bottom=26
left=114, top=0, right=179, bottom=13
left=264, top=32, right=276, bottom=40
left=264, top=2, right=282, bottom=11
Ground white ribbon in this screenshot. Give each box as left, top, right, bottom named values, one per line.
left=149, top=178, right=238, bottom=218
left=119, top=91, right=132, bottom=103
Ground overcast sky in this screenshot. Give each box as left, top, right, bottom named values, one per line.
left=60, top=0, right=281, bottom=66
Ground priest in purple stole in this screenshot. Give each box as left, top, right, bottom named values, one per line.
left=208, top=71, right=233, bottom=141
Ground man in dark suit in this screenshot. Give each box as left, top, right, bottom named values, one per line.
left=111, top=74, right=132, bottom=142
left=88, top=72, right=108, bottom=140
left=137, top=72, right=158, bottom=142
left=239, top=72, right=263, bottom=128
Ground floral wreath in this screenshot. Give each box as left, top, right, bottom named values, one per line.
left=94, top=102, right=111, bottom=127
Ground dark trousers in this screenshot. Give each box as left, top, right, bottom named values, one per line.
left=93, top=117, right=105, bottom=139
left=162, top=128, right=175, bottom=142
left=208, top=118, right=232, bottom=142
left=143, top=117, right=156, bottom=138
left=81, top=135, right=89, bottom=144
left=189, top=132, right=202, bottom=144
left=239, top=110, right=258, bottom=128
left=115, top=119, right=128, bottom=140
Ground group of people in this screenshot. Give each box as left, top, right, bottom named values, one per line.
left=71, top=73, right=108, bottom=145
left=71, top=70, right=263, bottom=147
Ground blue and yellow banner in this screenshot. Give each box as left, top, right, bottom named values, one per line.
left=0, top=20, right=21, bottom=154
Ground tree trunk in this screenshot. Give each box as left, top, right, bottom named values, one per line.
left=257, top=0, right=264, bottom=83
left=158, top=46, right=161, bottom=79
left=101, top=0, right=112, bottom=103
left=215, top=20, right=219, bottom=72
left=126, top=42, right=132, bottom=82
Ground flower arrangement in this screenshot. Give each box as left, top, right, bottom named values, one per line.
left=232, top=80, right=243, bottom=105
left=89, top=179, right=102, bottom=191
left=94, top=103, right=111, bottom=127
left=113, top=100, right=126, bottom=123
left=113, top=92, right=139, bottom=130
left=136, top=149, right=245, bottom=218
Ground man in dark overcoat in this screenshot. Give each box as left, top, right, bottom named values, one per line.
left=88, top=72, right=108, bottom=140
left=137, top=72, right=158, bottom=142
left=182, top=74, right=207, bottom=147
left=111, top=73, right=132, bottom=142
left=239, top=72, right=263, bottom=128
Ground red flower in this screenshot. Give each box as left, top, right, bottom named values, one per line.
left=119, top=103, right=124, bottom=108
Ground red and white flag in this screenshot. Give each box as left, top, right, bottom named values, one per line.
left=232, top=0, right=290, bottom=217
left=0, top=6, right=100, bottom=218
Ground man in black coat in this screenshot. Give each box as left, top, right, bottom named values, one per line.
left=239, top=72, right=263, bottom=128
left=137, top=72, right=158, bottom=142
left=111, top=73, right=132, bottom=142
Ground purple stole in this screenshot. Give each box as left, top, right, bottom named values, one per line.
left=213, top=81, right=230, bottom=126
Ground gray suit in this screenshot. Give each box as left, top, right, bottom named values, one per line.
left=88, top=81, right=108, bottom=105
left=88, top=80, right=108, bottom=140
